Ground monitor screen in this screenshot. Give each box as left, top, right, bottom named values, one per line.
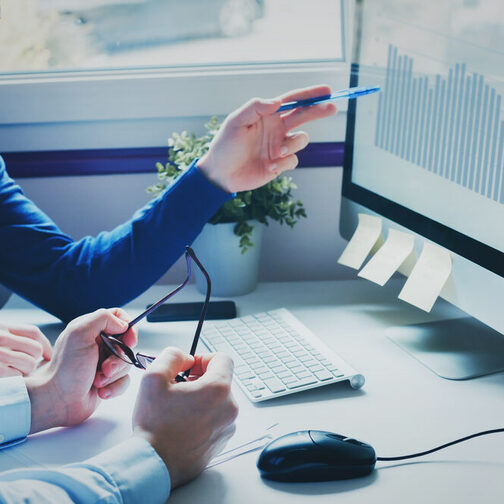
left=342, top=0, right=504, bottom=278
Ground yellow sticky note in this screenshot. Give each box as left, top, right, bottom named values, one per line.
left=398, top=242, right=452, bottom=312
left=358, top=229, right=415, bottom=286
left=338, top=213, right=382, bottom=269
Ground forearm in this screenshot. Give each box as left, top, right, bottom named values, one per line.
left=0, top=158, right=231, bottom=321
left=0, top=438, right=170, bottom=504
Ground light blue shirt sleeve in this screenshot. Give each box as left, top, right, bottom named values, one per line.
left=0, top=437, right=171, bottom=503
left=0, top=377, right=30, bottom=449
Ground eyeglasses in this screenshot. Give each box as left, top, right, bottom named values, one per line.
left=100, top=246, right=211, bottom=381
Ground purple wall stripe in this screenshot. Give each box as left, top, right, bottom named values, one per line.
left=2, top=142, right=344, bottom=179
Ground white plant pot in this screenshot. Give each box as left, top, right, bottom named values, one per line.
left=191, top=221, right=263, bottom=297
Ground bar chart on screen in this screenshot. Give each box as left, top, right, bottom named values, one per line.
left=374, top=44, right=504, bottom=205
left=351, top=2, right=504, bottom=253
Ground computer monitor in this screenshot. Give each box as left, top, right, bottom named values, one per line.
left=340, top=0, right=504, bottom=379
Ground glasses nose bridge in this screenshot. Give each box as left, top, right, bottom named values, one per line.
left=101, top=332, right=138, bottom=366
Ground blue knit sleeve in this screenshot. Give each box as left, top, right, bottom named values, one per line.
left=0, top=156, right=231, bottom=321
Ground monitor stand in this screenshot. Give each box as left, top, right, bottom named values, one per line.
left=386, top=317, right=504, bottom=380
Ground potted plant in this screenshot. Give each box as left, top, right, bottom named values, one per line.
left=148, top=117, right=306, bottom=296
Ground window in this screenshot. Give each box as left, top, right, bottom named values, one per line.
left=0, top=0, right=351, bottom=153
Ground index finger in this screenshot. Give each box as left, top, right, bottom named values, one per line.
left=109, top=308, right=137, bottom=348
left=190, top=352, right=234, bottom=385
left=277, top=85, right=332, bottom=104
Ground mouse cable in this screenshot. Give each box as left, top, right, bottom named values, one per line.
left=377, top=428, right=504, bottom=462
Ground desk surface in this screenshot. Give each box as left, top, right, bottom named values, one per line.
left=1, top=279, right=503, bottom=503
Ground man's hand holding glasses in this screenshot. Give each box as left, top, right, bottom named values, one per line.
left=133, top=347, right=238, bottom=489
left=24, top=307, right=138, bottom=434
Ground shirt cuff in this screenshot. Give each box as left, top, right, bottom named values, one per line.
left=0, top=376, right=30, bottom=449
left=83, top=437, right=171, bottom=504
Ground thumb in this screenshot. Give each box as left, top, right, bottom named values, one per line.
left=229, top=97, right=281, bottom=127
left=145, top=347, right=195, bottom=384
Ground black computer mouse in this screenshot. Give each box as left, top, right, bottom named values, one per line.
left=257, top=430, right=376, bottom=482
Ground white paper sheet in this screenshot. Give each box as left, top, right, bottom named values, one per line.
left=337, top=213, right=383, bottom=269
left=358, top=229, right=415, bottom=286
left=398, top=242, right=452, bottom=312
left=206, top=423, right=278, bottom=469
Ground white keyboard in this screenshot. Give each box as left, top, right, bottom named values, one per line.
left=201, top=308, right=365, bottom=403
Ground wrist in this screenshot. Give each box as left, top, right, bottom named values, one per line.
left=133, top=428, right=182, bottom=489
left=24, top=373, right=63, bottom=434
left=196, top=154, right=232, bottom=194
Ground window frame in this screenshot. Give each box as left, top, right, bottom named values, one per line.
left=0, top=0, right=353, bottom=169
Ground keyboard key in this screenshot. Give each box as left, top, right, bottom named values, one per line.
left=289, top=365, right=305, bottom=374
left=269, top=360, right=283, bottom=369
left=269, top=344, right=283, bottom=352
left=286, top=377, right=317, bottom=389
left=281, top=375, right=298, bottom=385
left=314, top=370, right=333, bottom=381
left=237, top=369, right=255, bottom=380
left=251, top=379, right=266, bottom=390
left=281, top=355, right=296, bottom=364
left=285, top=361, right=300, bottom=369
left=295, top=370, right=313, bottom=379
left=245, top=357, right=260, bottom=365
left=238, top=351, right=254, bottom=360
left=258, top=371, right=274, bottom=380
left=292, top=349, right=308, bottom=357
left=264, top=378, right=286, bottom=393
left=277, top=369, right=292, bottom=379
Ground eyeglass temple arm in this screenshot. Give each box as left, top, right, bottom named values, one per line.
left=185, top=247, right=211, bottom=374
left=128, top=252, right=192, bottom=328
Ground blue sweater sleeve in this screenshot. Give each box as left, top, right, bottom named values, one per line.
left=0, top=156, right=232, bottom=322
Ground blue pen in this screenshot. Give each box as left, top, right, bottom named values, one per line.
left=277, top=85, right=381, bottom=112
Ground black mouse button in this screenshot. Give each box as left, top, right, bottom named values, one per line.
left=309, top=430, right=347, bottom=447
left=309, top=430, right=376, bottom=461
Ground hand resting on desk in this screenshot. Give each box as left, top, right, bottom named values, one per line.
left=0, top=321, right=53, bottom=377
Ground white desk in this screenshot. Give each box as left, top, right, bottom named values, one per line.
left=1, top=279, right=503, bottom=503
